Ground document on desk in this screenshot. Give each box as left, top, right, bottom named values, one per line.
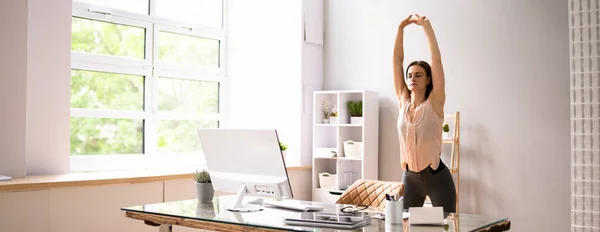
left=283, top=212, right=371, bottom=230
left=0, top=175, right=12, bottom=181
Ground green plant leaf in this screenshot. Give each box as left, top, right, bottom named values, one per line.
left=443, top=124, right=450, bottom=132
left=279, top=141, right=288, bottom=151
left=346, top=100, right=363, bottom=117
left=194, top=169, right=212, bottom=183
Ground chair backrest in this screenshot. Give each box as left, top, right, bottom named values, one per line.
left=335, top=179, right=404, bottom=211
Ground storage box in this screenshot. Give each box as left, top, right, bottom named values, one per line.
left=318, top=172, right=338, bottom=189
left=343, top=140, right=363, bottom=158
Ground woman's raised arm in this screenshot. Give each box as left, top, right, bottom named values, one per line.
left=414, top=14, right=445, bottom=116
left=393, top=14, right=413, bottom=105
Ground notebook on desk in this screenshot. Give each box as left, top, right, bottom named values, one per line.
left=283, top=212, right=372, bottom=230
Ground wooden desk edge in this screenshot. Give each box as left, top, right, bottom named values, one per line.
left=0, top=165, right=311, bottom=192
left=125, top=211, right=285, bottom=232
left=477, top=219, right=511, bottom=232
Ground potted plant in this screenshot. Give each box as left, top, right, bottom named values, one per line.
left=442, top=123, right=450, bottom=139
left=279, top=141, right=288, bottom=162
left=346, top=100, right=363, bottom=124
left=329, top=104, right=338, bottom=124
left=194, top=169, right=214, bottom=202
left=322, top=101, right=331, bottom=123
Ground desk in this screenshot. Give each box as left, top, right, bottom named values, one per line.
left=122, top=195, right=510, bottom=232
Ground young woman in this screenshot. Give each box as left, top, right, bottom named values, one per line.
left=393, top=14, right=456, bottom=213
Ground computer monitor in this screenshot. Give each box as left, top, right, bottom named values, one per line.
left=197, top=128, right=293, bottom=212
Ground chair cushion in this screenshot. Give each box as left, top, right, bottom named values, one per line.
left=335, top=179, right=404, bottom=210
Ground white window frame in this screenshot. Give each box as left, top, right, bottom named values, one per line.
left=70, top=1, right=227, bottom=172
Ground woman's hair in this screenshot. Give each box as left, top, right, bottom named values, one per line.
left=406, top=60, right=433, bottom=99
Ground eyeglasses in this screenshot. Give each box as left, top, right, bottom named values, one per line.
left=340, top=205, right=368, bottom=214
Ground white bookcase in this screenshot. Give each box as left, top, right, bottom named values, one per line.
left=311, top=90, right=379, bottom=203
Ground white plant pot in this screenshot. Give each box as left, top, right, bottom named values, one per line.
left=196, top=182, right=214, bottom=202
left=323, top=119, right=330, bottom=124
left=350, top=117, right=363, bottom=124
left=442, top=132, right=450, bottom=139
left=329, top=116, right=338, bottom=124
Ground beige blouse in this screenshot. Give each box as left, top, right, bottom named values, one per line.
left=397, top=99, right=444, bottom=172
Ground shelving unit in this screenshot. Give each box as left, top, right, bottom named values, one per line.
left=311, top=90, right=379, bottom=204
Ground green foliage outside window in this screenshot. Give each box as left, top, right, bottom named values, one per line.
left=70, top=17, right=220, bottom=156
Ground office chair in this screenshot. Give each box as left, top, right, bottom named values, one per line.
left=335, top=179, right=404, bottom=211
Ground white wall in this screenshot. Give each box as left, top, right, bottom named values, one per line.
left=323, top=0, right=570, bottom=231
left=26, top=0, right=71, bottom=175
left=0, top=0, right=71, bottom=178
left=225, top=0, right=322, bottom=166
left=0, top=0, right=28, bottom=178
left=301, top=0, right=324, bottom=165
left=224, top=0, right=302, bottom=151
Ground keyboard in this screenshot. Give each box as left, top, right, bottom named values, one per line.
left=263, top=201, right=324, bottom=212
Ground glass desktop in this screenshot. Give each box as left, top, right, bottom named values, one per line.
left=121, top=195, right=509, bottom=232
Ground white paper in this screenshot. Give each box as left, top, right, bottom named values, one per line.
left=0, top=175, right=12, bottom=181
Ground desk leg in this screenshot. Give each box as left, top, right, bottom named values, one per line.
left=159, top=224, right=172, bottom=232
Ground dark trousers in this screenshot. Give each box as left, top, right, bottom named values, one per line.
left=402, top=159, right=456, bottom=213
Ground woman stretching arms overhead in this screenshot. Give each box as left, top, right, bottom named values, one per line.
left=393, top=14, right=456, bottom=213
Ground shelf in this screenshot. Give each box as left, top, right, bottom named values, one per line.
left=315, top=123, right=337, bottom=127
left=315, top=187, right=340, bottom=191
left=339, top=124, right=362, bottom=127
left=314, top=123, right=362, bottom=127
left=314, top=157, right=363, bottom=161
left=314, top=90, right=366, bottom=94
left=442, top=138, right=457, bottom=143
left=314, top=157, right=337, bottom=160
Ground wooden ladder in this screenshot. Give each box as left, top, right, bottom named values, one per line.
left=444, top=111, right=461, bottom=217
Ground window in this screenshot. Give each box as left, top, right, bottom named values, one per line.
left=70, top=0, right=225, bottom=171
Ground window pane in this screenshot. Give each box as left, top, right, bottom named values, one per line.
left=70, top=118, right=144, bottom=155
left=75, top=0, right=149, bottom=15
left=158, top=31, right=219, bottom=67
left=71, top=17, right=145, bottom=59
left=158, top=77, right=219, bottom=113
left=71, top=70, right=144, bottom=111
left=158, top=120, right=218, bottom=154
left=156, top=0, right=222, bottom=28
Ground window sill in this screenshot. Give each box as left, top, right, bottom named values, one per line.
left=0, top=165, right=311, bottom=192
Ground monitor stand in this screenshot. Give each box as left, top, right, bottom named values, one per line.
left=227, top=185, right=265, bottom=213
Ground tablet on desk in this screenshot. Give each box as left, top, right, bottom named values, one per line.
left=283, top=212, right=372, bottom=230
